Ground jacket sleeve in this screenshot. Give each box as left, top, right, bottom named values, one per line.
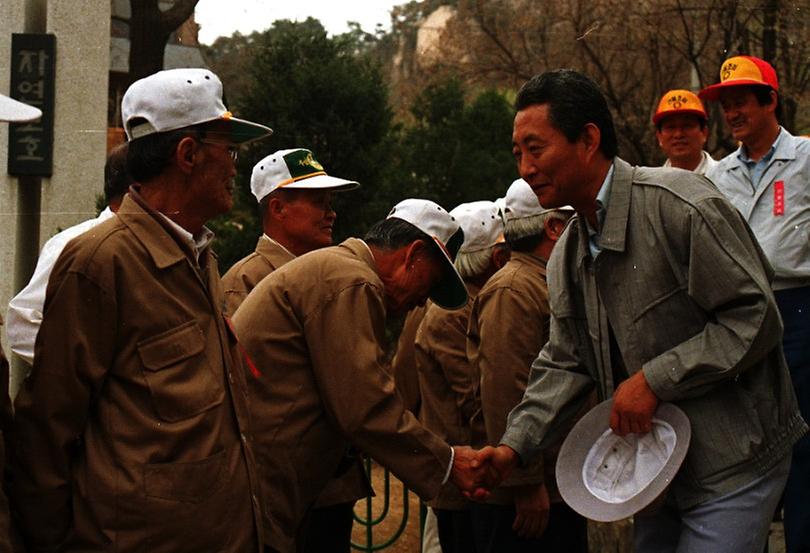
left=642, top=196, right=783, bottom=401
left=4, top=234, right=69, bottom=366
left=12, top=254, right=116, bottom=552
left=302, top=283, right=452, bottom=501
left=498, top=254, right=595, bottom=466
left=473, top=286, right=550, bottom=485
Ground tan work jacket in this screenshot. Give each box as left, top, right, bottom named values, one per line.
left=232, top=238, right=452, bottom=553
left=467, top=253, right=550, bottom=503
left=222, top=235, right=294, bottom=316
left=502, top=159, right=808, bottom=509
left=390, top=306, right=427, bottom=415
left=12, top=192, right=262, bottom=553
left=221, top=234, right=370, bottom=525
left=414, top=286, right=480, bottom=510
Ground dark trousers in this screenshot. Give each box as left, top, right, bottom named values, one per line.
left=469, top=501, right=588, bottom=553
left=296, top=501, right=356, bottom=553
left=775, top=286, right=810, bottom=553
left=434, top=508, right=475, bottom=553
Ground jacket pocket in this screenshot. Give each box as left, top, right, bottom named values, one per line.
left=137, top=320, right=224, bottom=422
left=143, top=448, right=226, bottom=503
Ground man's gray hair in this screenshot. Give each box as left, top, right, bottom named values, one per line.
left=504, top=209, right=571, bottom=242
left=455, top=246, right=499, bottom=279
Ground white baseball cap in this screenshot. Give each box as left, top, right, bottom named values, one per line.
left=386, top=199, right=468, bottom=310
left=449, top=201, right=505, bottom=254
left=504, top=178, right=545, bottom=221
left=122, top=68, right=272, bottom=143
left=251, top=148, right=359, bottom=202
left=556, top=399, right=691, bottom=522
left=0, top=93, right=41, bottom=123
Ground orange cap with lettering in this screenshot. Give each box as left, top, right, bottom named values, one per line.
left=653, top=89, right=707, bottom=125
left=699, top=55, right=778, bottom=101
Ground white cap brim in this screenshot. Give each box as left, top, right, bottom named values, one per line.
left=0, top=94, right=42, bottom=123
left=282, top=173, right=359, bottom=192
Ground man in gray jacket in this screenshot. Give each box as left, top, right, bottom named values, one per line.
left=484, top=69, right=806, bottom=552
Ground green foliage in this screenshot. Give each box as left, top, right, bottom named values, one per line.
left=390, top=78, right=517, bottom=209
left=208, top=18, right=396, bottom=270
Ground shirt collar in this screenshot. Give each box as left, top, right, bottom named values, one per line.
left=262, top=234, right=296, bottom=258
left=737, top=126, right=783, bottom=164
left=158, top=214, right=214, bottom=262
left=586, top=162, right=615, bottom=238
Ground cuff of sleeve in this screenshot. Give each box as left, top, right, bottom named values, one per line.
left=442, top=446, right=455, bottom=485
left=499, top=433, right=528, bottom=468
left=642, top=359, right=678, bottom=401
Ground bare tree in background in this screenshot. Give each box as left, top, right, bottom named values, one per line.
left=409, top=0, right=809, bottom=164
left=128, top=0, right=201, bottom=84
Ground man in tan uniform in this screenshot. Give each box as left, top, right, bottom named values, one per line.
left=11, top=69, right=272, bottom=552
left=467, top=178, right=585, bottom=553
left=222, top=147, right=358, bottom=315
left=415, top=200, right=509, bottom=553
left=232, top=199, right=495, bottom=553
left=221, top=148, right=364, bottom=553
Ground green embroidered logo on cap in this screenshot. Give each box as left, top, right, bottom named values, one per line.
left=283, top=149, right=325, bottom=180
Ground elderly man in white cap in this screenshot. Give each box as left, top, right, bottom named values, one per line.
left=414, top=200, right=509, bottom=553
left=221, top=149, right=364, bottom=553
left=222, top=148, right=358, bottom=314
left=0, top=92, right=42, bottom=553
left=231, top=199, right=499, bottom=553
left=11, top=69, right=272, bottom=552
left=466, top=178, right=586, bottom=553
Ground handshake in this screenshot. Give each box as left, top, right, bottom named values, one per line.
left=449, top=445, right=520, bottom=499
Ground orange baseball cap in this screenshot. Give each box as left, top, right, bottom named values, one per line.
left=653, top=89, right=707, bottom=125
left=699, top=55, right=779, bottom=101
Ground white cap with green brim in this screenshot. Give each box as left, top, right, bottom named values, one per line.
left=250, top=148, right=359, bottom=202
left=386, top=199, right=468, bottom=310
left=122, top=68, right=272, bottom=144
left=0, top=93, right=41, bottom=123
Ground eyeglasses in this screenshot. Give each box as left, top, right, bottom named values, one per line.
left=198, top=139, right=239, bottom=162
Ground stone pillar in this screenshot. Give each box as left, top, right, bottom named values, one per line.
left=0, top=0, right=110, bottom=396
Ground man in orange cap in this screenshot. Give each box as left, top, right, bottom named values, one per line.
left=653, top=89, right=716, bottom=174
left=701, top=55, right=810, bottom=553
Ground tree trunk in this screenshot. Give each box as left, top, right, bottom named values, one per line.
left=127, top=0, right=201, bottom=85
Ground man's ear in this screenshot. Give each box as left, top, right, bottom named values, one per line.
left=175, top=136, right=198, bottom=175
left=544, top=216, right=568, bottom=242
left=492, top=244, right=511, bottom=270
left=267, top=196, right=285, bottom=219
left=403, top=239, right=427, bottom=269
left=579, top=122, right=602, bottom=162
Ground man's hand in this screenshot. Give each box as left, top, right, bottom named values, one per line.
left=450, top=445, right=520, bottom=499
left=450, top=446, right=492, bottom=498
left=611, top=370, right=659, bottom=436
left=451, top=445, right=521, bottom=500
left=513, top=483, right=550, bottom=539
left=487, top=444, right=519, bottom=483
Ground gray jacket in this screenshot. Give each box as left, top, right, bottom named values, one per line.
left=706, top=127, right=810, bottom=291
left=501, top=158, right=807, bottom=509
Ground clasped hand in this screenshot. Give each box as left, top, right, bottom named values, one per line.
left=450, top=445, right=519, bottom=500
